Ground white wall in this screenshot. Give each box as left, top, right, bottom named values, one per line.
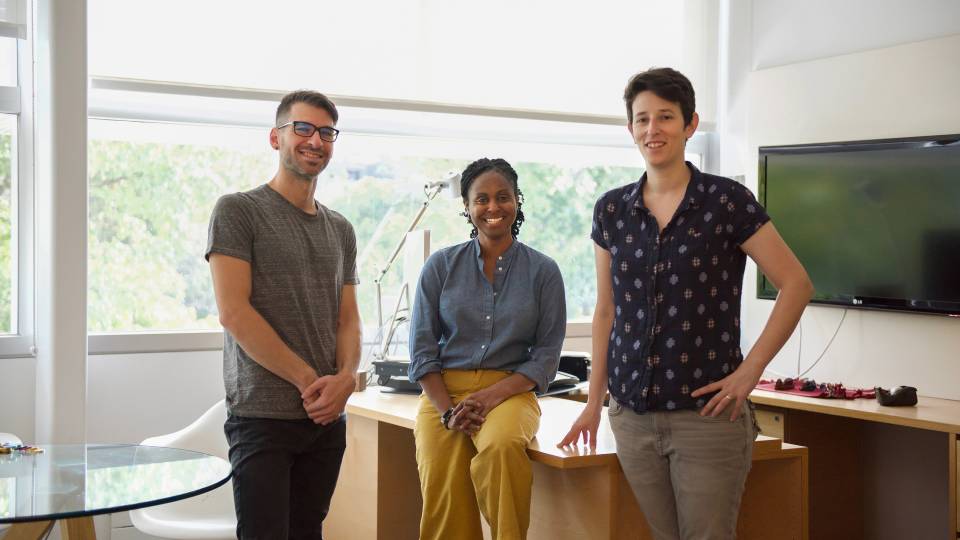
left=2, top=352, right=222, bottom=445
left=751, top=0, right=960, bottom=69
left=0, top=357, right=36, bottom=440
left=0, top=351, right=223, bottom=445
left=741, top=33, right=960, bottom=399
left=86, top=351, right=224, bottom=444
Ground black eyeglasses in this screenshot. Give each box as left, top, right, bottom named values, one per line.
left=277, top=121, right=340, bottom=142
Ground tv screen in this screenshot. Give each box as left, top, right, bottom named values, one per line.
left=757, top=135, right=960, bottom=316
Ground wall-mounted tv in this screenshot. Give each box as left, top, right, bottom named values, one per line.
left=757, top=135, right=960, bottom=316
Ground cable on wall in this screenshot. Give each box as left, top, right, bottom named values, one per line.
left=797, top=309, right=848, bottom=379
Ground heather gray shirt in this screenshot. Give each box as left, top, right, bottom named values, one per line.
left=205, top=184, right=359, bottom=419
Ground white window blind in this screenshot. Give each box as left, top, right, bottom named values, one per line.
left=0, top=0, right=25, bottom=39
left=89, top=0, right=718, bottom=122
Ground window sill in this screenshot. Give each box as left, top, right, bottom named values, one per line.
left=88, top=330, right=223, bottom=355
left=87, top=321, right=593, bottom=356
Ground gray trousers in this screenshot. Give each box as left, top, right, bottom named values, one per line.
left=609, top=399, right=759, bottom=540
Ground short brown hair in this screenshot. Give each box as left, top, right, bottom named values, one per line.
left=275, top=90, right=339, bottom=126
left=623, top=68, right=695, bottom=126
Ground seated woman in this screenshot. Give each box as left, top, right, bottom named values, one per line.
left=407, top=157, right=566, bottom=540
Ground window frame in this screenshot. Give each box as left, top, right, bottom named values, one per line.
left=0, top=25, right=35, bottom=359
left=85, top=77, right=710, bottom=355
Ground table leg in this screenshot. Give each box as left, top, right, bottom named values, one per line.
left=59, top=517, right=95, bottom=540
left=1, top=521, right=55, bottom=540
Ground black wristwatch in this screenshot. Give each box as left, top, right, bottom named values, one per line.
left=440, top=407, right=455, bottom=430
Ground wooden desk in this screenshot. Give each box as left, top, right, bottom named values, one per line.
left=327, top=388, right=808, bottom=540
left=750, top=389, right=960, bottom=540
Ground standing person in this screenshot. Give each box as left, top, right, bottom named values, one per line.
left=560, top=68, right=813, bottom=540
left=408, top=158, right=566, bottom=540
left=206, top=90, right=362, bottom=539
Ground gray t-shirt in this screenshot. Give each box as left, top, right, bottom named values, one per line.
left=205, top=184, right=359, bottom=419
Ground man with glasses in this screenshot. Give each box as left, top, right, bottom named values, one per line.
left=206, top=90, right=361, bottom=539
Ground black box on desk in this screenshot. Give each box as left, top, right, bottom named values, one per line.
left=559, top=351, right=590, bottom=382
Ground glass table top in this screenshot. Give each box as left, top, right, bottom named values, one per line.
left=0, top=444, right=231, bottom=523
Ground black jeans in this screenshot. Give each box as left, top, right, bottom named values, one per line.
left=224, top=413, right=347, bottom=540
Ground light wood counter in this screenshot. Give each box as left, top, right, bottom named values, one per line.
left=751, top=389, right=960, bottom=434
left=329, top=388, right=808, bottom=540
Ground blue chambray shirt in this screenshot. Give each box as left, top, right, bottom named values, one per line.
left=407, top=238, right=566, bottom=393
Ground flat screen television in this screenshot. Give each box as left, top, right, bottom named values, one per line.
left=757, top=135, right=960, bottom=316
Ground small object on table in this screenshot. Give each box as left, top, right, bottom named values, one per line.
left=774, top=377, right=795, bottom=390
left=875, top=386, right=918, bottom=407
left=0, top=443, right=44, bottom=454
left=826, top=383, right=846, bottom=399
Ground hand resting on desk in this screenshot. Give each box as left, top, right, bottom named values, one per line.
left=558, top=406, right=602, bottom=449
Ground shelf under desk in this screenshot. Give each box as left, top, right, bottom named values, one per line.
left=749, top=389, right=960, bottom=540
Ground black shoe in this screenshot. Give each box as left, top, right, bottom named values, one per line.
left=875, top=386, right=918, bottom=407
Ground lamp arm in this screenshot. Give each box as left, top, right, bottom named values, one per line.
left=374, top=184, right=443, bottom=328
left=379, top=282, right=409, bottom=359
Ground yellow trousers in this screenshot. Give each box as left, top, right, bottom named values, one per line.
left=414, top=369, right=541, bottom=540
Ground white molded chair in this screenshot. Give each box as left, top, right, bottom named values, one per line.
left=0, top=432, right=21, bottom=445
left=130, top=400, right=237, bottom=539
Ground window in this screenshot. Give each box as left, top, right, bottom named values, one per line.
left=87, top=109, right=674, bottom=333
left=87, top=119, right=272, bottom=332
left=0, top=113, right=15, bottom=334
left=86, top=0, right=716, bottom=350
left=0, top=17, right=32, bottom=356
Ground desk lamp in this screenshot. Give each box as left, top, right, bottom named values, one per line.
left=371, top=172, right=461, bottom=392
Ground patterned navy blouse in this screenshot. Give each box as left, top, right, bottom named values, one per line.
left=592, top=163, right=770, bottom=413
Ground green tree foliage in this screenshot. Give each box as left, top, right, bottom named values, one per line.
left=0, top=131, right=12, bottom=333
left=83, top=136, right=642, bottom=332
left=88, top=139, right=273, bottom=331
left=512, top=163, right=642, bottom=319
